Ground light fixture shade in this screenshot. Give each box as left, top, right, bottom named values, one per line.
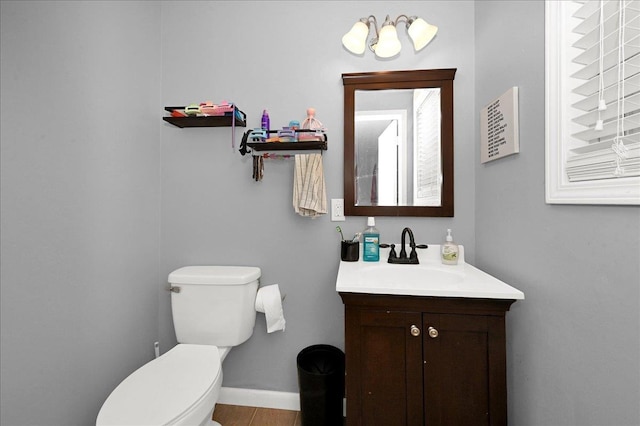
left=342, top=21, right=369, bottom=54
left=408, top=18, right=438, bottom=51
left=375, top=24, right=401, bottom=58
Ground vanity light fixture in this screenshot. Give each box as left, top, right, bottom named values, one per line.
left=342, top=15, right=438, bottom=58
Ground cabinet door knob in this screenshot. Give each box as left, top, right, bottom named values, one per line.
left=428, top=326, right=439, bottom=338
left=410, top=325, right=421, bottom=337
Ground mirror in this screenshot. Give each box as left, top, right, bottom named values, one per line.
left=343, top=69, right=456, bottom=216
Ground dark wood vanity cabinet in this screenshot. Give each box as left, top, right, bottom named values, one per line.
left=339, top=293, right=516, bottom=426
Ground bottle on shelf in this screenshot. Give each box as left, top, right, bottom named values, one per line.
left=261, top=110, right=270, bottom=136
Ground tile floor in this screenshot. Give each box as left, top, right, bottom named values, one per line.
left=212, top=404, right=301, bottom=426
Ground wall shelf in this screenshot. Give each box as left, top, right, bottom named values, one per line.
left=247, top=141, right=327, bottom=152
left=240, top=129, right=328, bottom=155
left=162, top=106, right=247, bottom=128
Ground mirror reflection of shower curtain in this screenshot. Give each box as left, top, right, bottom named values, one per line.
left=370, top=163, right=377, bottom=204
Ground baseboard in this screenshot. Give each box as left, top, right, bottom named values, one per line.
left=218, top=387, right=301, bottom=411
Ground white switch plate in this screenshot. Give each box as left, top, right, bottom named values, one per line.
left=331, top=198, right=346, bottom=222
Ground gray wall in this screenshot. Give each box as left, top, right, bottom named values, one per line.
left=0, top=2, right=161, bottom=425
left=474, top=2, right=640, bottom=425
left=159, top=0, right=476, bottom=393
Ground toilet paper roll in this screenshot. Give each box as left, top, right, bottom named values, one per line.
left=255, top=284, right=286, bottom=333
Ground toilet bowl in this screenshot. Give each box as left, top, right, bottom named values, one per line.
left=97, top=344, right=232, bottom=426
left=96, top=266, right=260, bottom=426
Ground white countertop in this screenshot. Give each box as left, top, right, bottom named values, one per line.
left=336, top=244, right=525, bottom=300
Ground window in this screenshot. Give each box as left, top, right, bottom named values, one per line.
left=545, top=0, right=639, bottom=204
left=413, top=88, right=442, bottom=206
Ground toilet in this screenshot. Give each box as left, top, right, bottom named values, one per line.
left=96, top=265, right=261, bottom=426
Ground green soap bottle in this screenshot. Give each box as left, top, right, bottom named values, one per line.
left=363, top=217, right=380, bottom=262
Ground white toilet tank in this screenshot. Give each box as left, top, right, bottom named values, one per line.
left=168, top=266, right=261, bottom=347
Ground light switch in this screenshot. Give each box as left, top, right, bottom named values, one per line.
left=331, top=199, right=346, bottom=222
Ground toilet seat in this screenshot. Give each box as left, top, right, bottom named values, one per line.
left=96, top=344, right=222, bottom=426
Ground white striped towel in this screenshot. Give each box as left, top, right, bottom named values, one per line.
left=293, top=153, right=327, bottom=218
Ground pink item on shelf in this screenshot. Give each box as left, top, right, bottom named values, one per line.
left=200, top=101, right=235, bottom=116
left=301, top=107, right=324, bottom=130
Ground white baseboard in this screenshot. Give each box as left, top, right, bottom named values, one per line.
left=218, top=387, right=301, bottom=411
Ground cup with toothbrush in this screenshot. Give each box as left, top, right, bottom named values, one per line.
left=337, top=226, right=360, bottom=262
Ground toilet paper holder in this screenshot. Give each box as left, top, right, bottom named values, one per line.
left=255, top=284, right=287, bottom=333
left=257, top=285, right=286, bottom=301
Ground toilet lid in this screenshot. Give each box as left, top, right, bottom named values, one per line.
left=97, top=344, right=221, bottom=426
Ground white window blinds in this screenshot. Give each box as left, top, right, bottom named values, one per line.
left=567, top=0, right=640, bottom=182
left=413, top=89, right=442, bottom=206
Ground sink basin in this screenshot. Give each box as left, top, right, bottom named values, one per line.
left=359, top=264, right=465, bottom=287
left=336, top=244, right=524, bottom=300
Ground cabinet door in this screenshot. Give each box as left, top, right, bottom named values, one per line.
left=345, top=308, right=423, bottom=426
left=422, top=314, right=507, bottom=426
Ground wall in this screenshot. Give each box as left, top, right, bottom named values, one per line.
left=474, top=2, right=640, bottom=425
left=12, top=2, right=625, bottom=425
left=0, top=2, right=161, bottom=425
left=159, top=0, right=476, bottom=393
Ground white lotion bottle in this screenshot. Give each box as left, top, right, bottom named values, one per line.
left=441, top=229, right=459, bottom=265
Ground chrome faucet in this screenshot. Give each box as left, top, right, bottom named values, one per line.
left=385, top=227, right=427, bottom=264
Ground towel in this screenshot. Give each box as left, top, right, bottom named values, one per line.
left=293, top=153, right=327, bottom=218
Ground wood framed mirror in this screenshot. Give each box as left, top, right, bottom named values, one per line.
left=343, top=69, right=456, bottom=217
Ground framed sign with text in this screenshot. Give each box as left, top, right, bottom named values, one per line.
left=480, top=87, right=520, bottom=164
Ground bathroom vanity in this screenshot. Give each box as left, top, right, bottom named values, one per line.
left=336, top=245, right=524, bottom=426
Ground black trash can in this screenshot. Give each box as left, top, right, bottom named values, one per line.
left=297, top=344, right=345, bottom=426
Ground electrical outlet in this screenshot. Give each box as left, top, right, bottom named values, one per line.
left=331, top=198, right=346, bottom=222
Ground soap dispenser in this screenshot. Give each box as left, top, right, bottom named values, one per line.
left=441, top=229, right=459, bottom=265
